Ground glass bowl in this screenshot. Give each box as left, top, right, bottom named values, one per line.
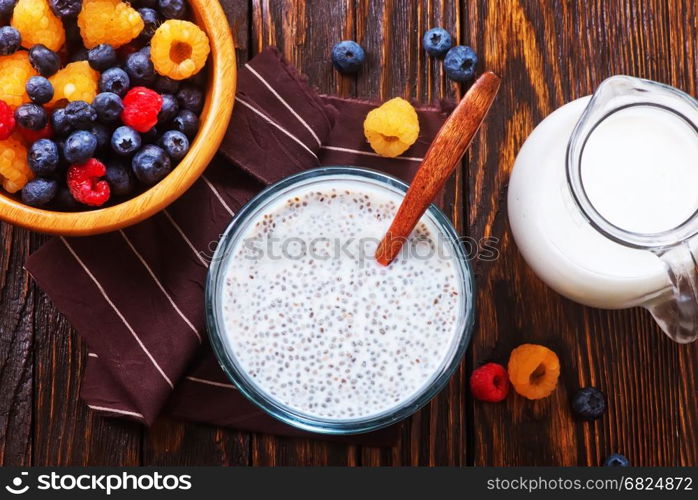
left=205, top=167, right=475, bottom=434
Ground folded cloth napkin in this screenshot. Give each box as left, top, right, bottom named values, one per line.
left=26, top=47, right=448, bottom=446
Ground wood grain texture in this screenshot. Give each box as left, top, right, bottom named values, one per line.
left=0, top=225, right=33, bottom=465
left=467, top=0, right=698, bottom=466
left=0, top=0, right=695, bottom=466
left=32, top=278, right=142, bottom=466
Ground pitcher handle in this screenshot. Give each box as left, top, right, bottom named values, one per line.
left=646, top=242, right=698, bottom=343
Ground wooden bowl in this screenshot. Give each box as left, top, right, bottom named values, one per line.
left=0, top=0, right=236, bottom=236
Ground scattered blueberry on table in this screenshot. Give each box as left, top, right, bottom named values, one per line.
left=331, top=40, right=365, bottom=74
left=603, top=453, right=630, bottom=466
left=444, top=45, right=478, bottom=82
left=422, top=27, right=452, bottom=57
left=571, top=387, right=607, bottom=421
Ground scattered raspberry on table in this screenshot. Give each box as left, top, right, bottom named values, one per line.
left=470, top=362, right=510, bottom=402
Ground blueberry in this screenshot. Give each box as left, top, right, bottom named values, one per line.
left=29, top=44, right=61, bottom=77
left=125, top=48, right=156, bottom=85
left=154, top=75, right=179, bottom=94
left=159, top=0, right=186, bottom=19
left=444, top=45, right=478, bottom=82
left=132, top=144, right=172, bottom=185
left=28, top=139, right=60, bottom=176
left=603, top=453, right=630, bottom=467
left=48, top=0, right=82, bottom=18
left=111, top=126, right=142, bottom=155
left=157, top=94, right=179, bottom=124
left=52, top=185, right=80, bottom=211
left=99, top=67, right=130, bottom=97
left=138, top=8, right=161, bottom=41
left=105, top=159, right=136, bottom=196
left=15, top=104, right=47, bottom=130
left=90, top=123, right=110, bottom=151
left=172, top=109, right=199, bottom=138
left=92, top=92, right=123, bottom=123
left=26, top=76, right=54, bottom=105
left=331, top=40, right=365, bottom=74
left=422, top=27, right=452, bottom=58
left=21, top=178, right=58, bottom=207
left=87, top=43, right=117, bottom=72
left=158, top=130, right=189, bottom=162
left=571, top=387, right=606, bottom=421
left=0, top=26, right=20, bottom=56
left=65, top=100, right=97, bottom=129
left=64, top=130, right=97, bottom=164
left=0, top=0, right=16, bottom=20
left=176, top=85, right=203, bottom=113
left=50, top=108, right=72, bottom=137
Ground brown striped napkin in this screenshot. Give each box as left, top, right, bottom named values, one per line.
left=26, top=47, right=448, bottom=446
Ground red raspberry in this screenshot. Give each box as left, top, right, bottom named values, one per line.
left=67, top=158, right=111, bottom=207
left=121, top=86, right=163, bottom=133
left=0, top=100, right=16, bottom=140
left=18, top=122, right=53, bottom=143
left=470, top=362, right=510, bottom=402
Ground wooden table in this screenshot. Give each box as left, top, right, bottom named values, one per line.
left=0, top=0, right=696, bottom=467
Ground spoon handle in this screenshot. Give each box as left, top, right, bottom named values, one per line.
left=375, top=71, right=501, bottom=266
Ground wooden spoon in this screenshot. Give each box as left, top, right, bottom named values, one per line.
left=375, top=71, right=501, bottom=266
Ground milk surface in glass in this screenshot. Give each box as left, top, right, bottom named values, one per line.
left=220, top=179, right=464, bottom=420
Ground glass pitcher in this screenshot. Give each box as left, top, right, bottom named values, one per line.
left=509, top=75, right=698, bottom=343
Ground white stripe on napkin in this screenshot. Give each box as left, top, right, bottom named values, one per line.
left=119, top=230, right=202, bottom=342
left=245, top=63, right=322, bottom=147
left=163, top=210, right=209, bottom=267
left=185, top=376, right=237, bottom=390
left=321, top=145, right=423, bottom=162
left=61, top=237, right=174, bottom=389
left=88, top=404, right=145, bottom=419
left=236, top=96, right=318, bottom=160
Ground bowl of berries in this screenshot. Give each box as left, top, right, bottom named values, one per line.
left=0, top=0, right=235, bottom=235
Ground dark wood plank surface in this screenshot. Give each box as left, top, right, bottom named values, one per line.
left=468, top=0, right=698, bottom=466
left=0, top=0, right=695, bottom=466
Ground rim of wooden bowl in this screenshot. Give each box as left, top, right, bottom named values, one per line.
left=0, top=0, right=236, bottom=236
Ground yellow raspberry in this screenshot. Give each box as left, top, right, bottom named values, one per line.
left=507, top=344, right=560, bottom=400
left=0, top=135, right=33, bottom=194
left=11, top=0, right=66, bottom=52
left=49, top=61, right=100, bottom=106
left=363, top=97, right=420, bottom=158
left=77, top=0, right=144, bottom=49
left=151, top=20, right=210, bottom=80
left=0, top=52, right=38, bottom=107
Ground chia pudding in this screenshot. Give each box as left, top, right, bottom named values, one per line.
left=213, top=171, right=471, bottom=424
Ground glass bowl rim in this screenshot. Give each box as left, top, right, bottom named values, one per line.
left=205, top=166, right=476, bottom=435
